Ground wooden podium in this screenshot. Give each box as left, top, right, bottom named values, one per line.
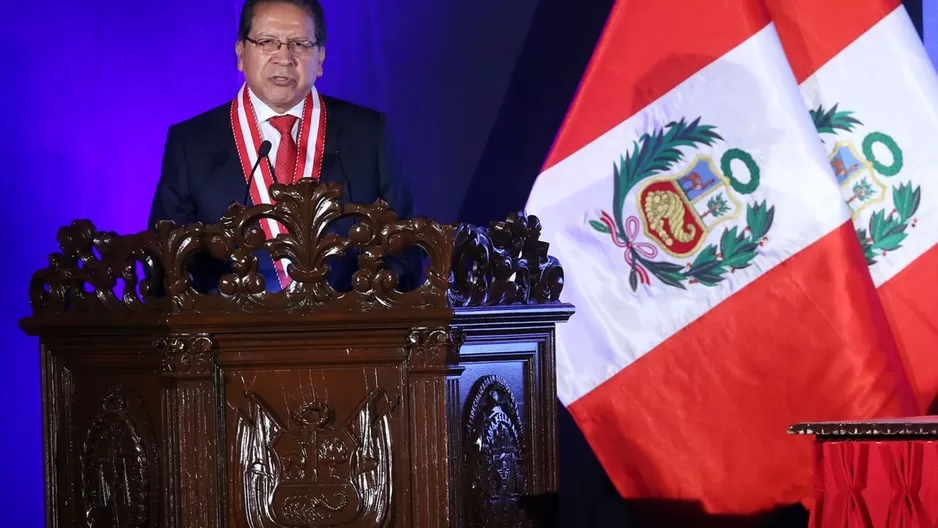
left=21, top=181, right=572, bottom=528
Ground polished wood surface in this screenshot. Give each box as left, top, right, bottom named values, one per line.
left=21, top=180, right=571, bottom=527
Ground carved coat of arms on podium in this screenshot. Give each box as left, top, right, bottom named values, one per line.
left=589, top=117, right=774, bottom=291
left=235, top=388, right=396, bottom=527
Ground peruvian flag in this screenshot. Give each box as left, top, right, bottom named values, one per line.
left=766, top=0, right=938, bottom=414
left=525, top=0, right=916, bottom=515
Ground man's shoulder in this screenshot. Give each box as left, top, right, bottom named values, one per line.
left=322, top=94, right=385, bottom=129
left=169, top=102, right=232, bottom=138
left=164, top=94, right=388, bottom=142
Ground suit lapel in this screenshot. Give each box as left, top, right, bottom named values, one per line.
left=197, top=105, right=252, bottom=220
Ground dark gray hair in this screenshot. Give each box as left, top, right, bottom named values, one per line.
left=238, top=0, right=326, bottom=45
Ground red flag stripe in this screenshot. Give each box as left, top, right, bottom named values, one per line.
left=765, top=0, right=902, bottom=83
left=878, top=244, right=938, bottom=412
left=542, top=0, right=771, bottom=171
left=569, top=221, right=913, bottom=512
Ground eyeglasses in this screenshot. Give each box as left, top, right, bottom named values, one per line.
left=245, top=37, right=318, bottom=56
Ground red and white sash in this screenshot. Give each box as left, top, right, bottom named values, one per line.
left=230, top=83, right=327, bottom=290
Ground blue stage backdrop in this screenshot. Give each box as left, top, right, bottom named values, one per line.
left=926, top=0, right=938, bottom=58
left=1, top=0, right=621, bottom=522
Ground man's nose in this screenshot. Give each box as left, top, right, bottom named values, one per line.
left=272, top=44, right=296, bottom=63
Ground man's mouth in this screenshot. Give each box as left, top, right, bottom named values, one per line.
left=270, top=76, right=295, bottom=86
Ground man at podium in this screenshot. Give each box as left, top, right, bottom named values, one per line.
left=147, top=0, right=418, bottom=293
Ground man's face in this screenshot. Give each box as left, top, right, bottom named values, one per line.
left=236, top=2, right=325, bottom=113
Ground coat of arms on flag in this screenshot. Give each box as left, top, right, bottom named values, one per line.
left=811, top=104, right=922, bottom=265
left=588, top=117, right=774, bottom=291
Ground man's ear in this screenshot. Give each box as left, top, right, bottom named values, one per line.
left=236, top=40, right=245, bottom=72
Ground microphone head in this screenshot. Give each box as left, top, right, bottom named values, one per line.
left=258, top=140, right=272, bottom=157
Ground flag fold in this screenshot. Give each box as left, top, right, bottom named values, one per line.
left=526, top=0, right=915, bottom=514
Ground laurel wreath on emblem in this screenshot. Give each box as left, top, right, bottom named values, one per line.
left=811, top=104, right=921, bottom=266
left=589, top=117, right=774, bottom=291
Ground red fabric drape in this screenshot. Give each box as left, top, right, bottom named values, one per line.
left=810, top=441, right=938, bottom=527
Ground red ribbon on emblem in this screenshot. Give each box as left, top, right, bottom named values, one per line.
left=599, top=212, right=657, bottom=285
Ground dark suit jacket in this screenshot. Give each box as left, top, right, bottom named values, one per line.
left=147, top=94, right=421, bottom=293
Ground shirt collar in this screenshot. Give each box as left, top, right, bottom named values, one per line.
left=248, top=87, right=307, bottom=124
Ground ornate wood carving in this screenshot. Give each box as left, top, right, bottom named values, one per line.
left=406, top=326, right=465, bottom=369
left=24, top=181, right=564, bottom=324
left=158, top=334, right=215, bottom=375
left=234, top=388, right=396, bottom=527
left=403, top=326, right=465, bottom=526
left=464, top=376, right=527, bottom=528
left=157, top=333, right=219, bottom=526
left=27, top=181, right=455, bottom=316
left=448, top=211, right=564, bottom=307
left=81, top=388, right=160, bottom=528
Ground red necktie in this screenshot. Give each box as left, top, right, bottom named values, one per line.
left=268, top=115, right=298, bottom=184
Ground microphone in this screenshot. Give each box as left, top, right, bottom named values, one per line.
left=266, top=155, right=278, bottom=185
left=243, top=140, right=272, bottom=205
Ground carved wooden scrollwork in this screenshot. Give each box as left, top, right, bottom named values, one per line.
left=448, top=211, right=564, bottom=307
left=81, top=388, right=160, bottom=528
left=27, top=219, right=164, bottom=315
left=234, top=388, right=397, bottom=527
left=28, top=181, right=454, bottom=315
left=157, top=333, right=215, bottom=375
left=25, top=181, right=565, bottom=321
left=406, top=326, right=465, bottom=369
left=464, top=376, right=527, bottom=528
